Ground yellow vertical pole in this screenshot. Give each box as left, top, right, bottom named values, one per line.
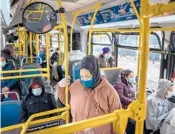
left=30, top=32, right=33, bottom=63
left=135, top=0, right=150, bottom=134
left=57, top=0, right=69, bottom=124
left=88, top=1, right=103, bottom=55
left=36, top=34, right=39, bottom=55
left=26, top=32, right=29, bottom=63
left=19, top=42, right=22, bottom=62
left=23, top=31, right=26, bottom=57
left=46, top=34, right=50, bottom=80
left=70, top=14, right=78, bottom=51
left=58, top=32, right=61, bottom=65
left=137, top=33, right=142, bottom=86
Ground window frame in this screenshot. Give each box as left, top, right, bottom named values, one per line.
left=91, top=32, right=113, bottom=55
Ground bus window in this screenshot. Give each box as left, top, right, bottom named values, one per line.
left=117, top=33, right=161, bottom=89
left=92, top=33, right=112, bottom=57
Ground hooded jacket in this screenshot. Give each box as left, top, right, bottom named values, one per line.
left=21, top=77, right=56, bottom=122
left=57, top=55, right=121, bottom=134
left=146, top=79, right=174, bottom=131
left=160, top=107, right=175, bottom=134
left=1, top=53, right=18, bottom=90
left=114, top=70, right=136, bottom=108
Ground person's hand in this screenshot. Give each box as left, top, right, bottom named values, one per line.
left=54, top=75, right=59, bottom=81
left=57, top=77, right=71, bottom=88
left=2, top=87, right=10, bottom=93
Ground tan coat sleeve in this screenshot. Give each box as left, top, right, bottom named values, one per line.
left=108, top=86, right=122, bottom=112
left=57, top=85, right=66, bottom=105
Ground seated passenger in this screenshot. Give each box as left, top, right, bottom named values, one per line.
left=114, top=69, right=136, bottom=134
left=61, top=40, right=86, bottom=71
left=0, top=53, right=19, bottom=96
left=146, top=79, right=175, bottom=134
left=99, top=47, right=114, bottom=68
left=114, top=69, right=136, bottom=109
left=57, top=55, right=121, bottom=134
left=1, top=49, right=15, bottom=63
left=21, top=77, right=56, bottom=122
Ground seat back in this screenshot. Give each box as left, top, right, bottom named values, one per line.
left=1, top=92, right=20, bottom=102
left=100, top=68, right=122, bottom=85
left=1, top=100, right=21, bottom=128
left=72, top=62, right=81, bottom=81
left=69, top=60, right=81, bottom=78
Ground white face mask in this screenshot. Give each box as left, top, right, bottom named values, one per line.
left=32, top=88, right=42, bottom=96
left=0, top=61, right=6, bottom=68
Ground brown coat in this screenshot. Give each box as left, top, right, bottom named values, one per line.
left=98, top=55, right=114, bottom=68
left=57, top=77, right=121, bottom=134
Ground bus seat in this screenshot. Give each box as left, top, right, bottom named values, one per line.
left=69, top=60, right=81, bottom=78
left=72, top=62, right=81, bottom=81
left=1, top=100, right=21, bottom=128
left=100, top=68, right=122, bottom=85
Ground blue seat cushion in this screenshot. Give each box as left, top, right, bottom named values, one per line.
left=1, top=100, right=21, bottom=128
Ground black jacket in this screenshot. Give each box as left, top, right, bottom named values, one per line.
left=21, top=77, right=56, bottom=122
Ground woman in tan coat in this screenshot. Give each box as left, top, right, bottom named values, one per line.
left=57, top=55, right=121, bottom=134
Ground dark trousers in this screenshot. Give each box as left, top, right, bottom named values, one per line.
left=126, top=119, right=135, bottom=134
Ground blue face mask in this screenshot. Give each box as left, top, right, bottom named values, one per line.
left=80, top=78, right=94, bottom=89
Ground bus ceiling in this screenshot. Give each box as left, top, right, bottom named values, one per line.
left=8, top=0, right=175, bottom=31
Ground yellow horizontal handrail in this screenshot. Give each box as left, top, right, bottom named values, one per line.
left=93, top=28, right=140, bottom=32
left=151, top=27, right=175, bottom=31
left=21, top=106, right=70, bottom=134
left=0, top=74, right=48, bottom=80
left=100, top=67, right=123, bottom=71
left=31, top=112, right=118, bottom=134
left=1, top=107, right=70, bottom=133
left=29, top=109, right=133, bottom=134
left=0, top=68, right=47, bottom=74
left=92, top=27, right=175, bottom=32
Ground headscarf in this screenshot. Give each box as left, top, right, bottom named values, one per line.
left=80, top=55, right=101, bottom=89
left=156, top=79, right=173, bottom=98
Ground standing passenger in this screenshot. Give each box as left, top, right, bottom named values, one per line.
left=57, top=55, right=121, bottom=134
